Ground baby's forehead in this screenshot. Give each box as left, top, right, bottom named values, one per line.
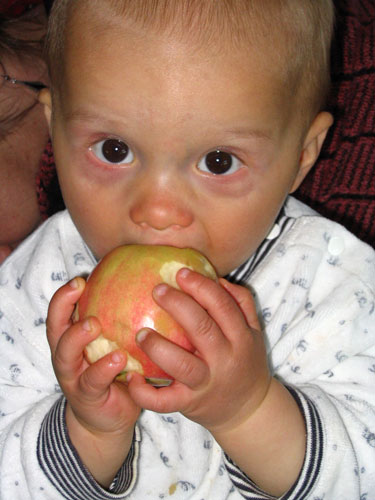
left=64, top=9, right=288, bottom=102
left=67, top=0, right=290, bottom=56
left=64, top=0, right=291, bottom=85
left=49, top=0, right=333, bottom=122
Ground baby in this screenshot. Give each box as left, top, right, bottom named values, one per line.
left=1, top=1, right=374, bottom=499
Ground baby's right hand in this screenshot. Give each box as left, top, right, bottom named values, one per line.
left=46, top=277, right=141, bottom=486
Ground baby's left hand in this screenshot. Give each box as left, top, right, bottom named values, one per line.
left=127, top=268, right=271, bottom=434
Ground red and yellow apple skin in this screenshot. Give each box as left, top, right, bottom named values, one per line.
left=75, top=245, right=217, bottom=386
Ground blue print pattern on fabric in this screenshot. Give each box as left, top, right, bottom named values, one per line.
left=0, top=198, right=374, bottom=499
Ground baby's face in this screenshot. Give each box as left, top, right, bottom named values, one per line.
left=50, top=20, right=308, bottom=276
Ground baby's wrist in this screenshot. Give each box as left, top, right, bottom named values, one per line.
left=65, top=402, right=136, bottom=487
left=65, top=401, right=135, bottom=444
left=210, top=378, right=306, bottom=496
left=206, top=375, right=274, bottom=439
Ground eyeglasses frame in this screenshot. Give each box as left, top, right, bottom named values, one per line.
left=0, top=74, right=46, bottom=92
left=0, top=64, right=48, bottom=130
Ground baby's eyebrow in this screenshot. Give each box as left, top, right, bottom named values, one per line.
left=64, top=109, right=112, bottom=124
left=64, top=109, right=275, bottom=144
left=225, top=126, right=274, bottom=142
left=64, top=109, right=131, bottom=132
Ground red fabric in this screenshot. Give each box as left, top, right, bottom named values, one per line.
left=36, top=139, right=64, bottom=219
left=295, top=0, right=375, bottom=247
left=0, top=0, right=43, bottom=16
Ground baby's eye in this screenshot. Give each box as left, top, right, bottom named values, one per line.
left=197, top=150, right=242, bottom=175
left=89, top=138, right=134, bottom=164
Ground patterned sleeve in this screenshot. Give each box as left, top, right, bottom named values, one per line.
left=37, top=397, right=141, bottom=499
left=224, top=387, right=323, bottom=500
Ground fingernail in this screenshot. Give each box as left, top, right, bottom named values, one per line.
left=82, top=318, right=91, bottom=331
left=178, top=268, right=191, bottom=279
left=111, top=351, right=124, bottom=364
left=69, top=278, right=79, bottom=289
left=154, top=284, right=169, bottom=297
left=136, top=328, right=150, bottom=343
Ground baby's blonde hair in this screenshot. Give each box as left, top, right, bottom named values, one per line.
left=45, top=0, right=334, bottom=123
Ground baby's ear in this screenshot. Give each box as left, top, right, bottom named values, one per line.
left=290, top=111, right=333, bottom=192
left=39, top=88, right=52, bottom=133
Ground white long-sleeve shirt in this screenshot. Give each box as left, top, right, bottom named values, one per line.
left=0, top=197, right=374, bottom=499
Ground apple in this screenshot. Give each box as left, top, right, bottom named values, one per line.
left=75, top=245, right=217, bottom=386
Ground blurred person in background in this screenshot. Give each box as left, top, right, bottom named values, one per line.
left=0, top=1, right=51, bottom=263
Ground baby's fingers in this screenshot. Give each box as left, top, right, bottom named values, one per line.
left=46, top=277, right=86, bottom=356
left=219, top=279, right=261, bottom=330
left=136, top=328, right=209, bottom=388
left=170, top=269, right=249, bottom=347
left=78, top=350, right=127, bottom=400
left=127, top=373, right=190, bottom=414
left=52, top=316, right=101, bottom=382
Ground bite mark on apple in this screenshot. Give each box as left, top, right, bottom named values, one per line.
left=159, top=261, right=194, bottom=289
left=85, top=334, right=144, bottom=375
left=85, top=334, right=119, bottom=363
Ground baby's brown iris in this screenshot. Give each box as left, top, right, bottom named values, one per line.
left=102, top=139, right=129, bottom=163
left=205, top=150, right=232, bottom=174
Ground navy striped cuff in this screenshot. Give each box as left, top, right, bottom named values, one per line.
left=226, top=208, right=295, bottom=285
left=224, top=386, right=323, bottom=500
left=37, top=396, right=140, bottom=499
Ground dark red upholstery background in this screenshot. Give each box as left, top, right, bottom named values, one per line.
left=295, top=0, right=375, bottom=247
left=0, top=0, right=43, bottom=16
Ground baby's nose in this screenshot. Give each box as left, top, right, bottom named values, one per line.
left=130, top=194, right=193, bottom=231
